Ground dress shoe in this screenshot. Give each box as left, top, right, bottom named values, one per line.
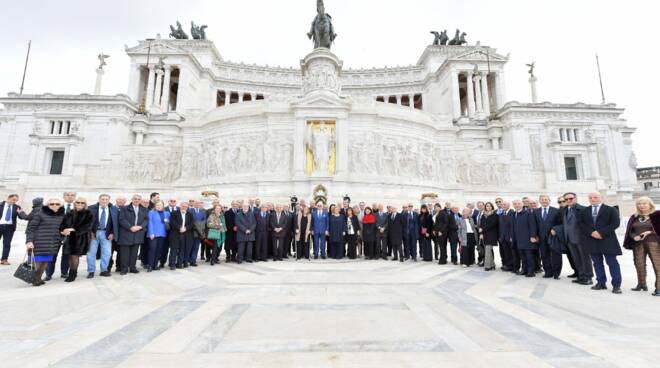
left=129, top=269, right=139, bottom=274
left=65, top=271, right=77, bottom=282
left=392, top=258, right=398, bottom=261
left=553, top=275, right=560, bottom=280
left=1, top=260, right=11, bottom=265
left=438, top=260, right=447, bottom=265
left=246, top=260, right=253, bottom=263
left=631, top=284, right=648, bottom=291
left=399, top=258, right=404, bottom=262
left=501, top=266, right=511, bottom=271
left=314, top=255, right=319, bottom=259
left=120, top=270, right=128, bottom=275
left=612, top=287, right=622, bottom=294
left=205, top=259, right=211, bottom=263
left=146, top=267, right=153, bottom=273
left=176, top=265, right=182, bottom=269
left=183, top=263, right=189, bottom=268
left=542, top=274, right=553, bottom=278
left=321, top=255, right=327, bottom=259
left=452, top=261, right=458, bottom=265
left=567, top=273, right=577, bottom=278
left=87, top=272, right=94, bottom=279
left=478, top=261, right=484, bottom=267
left=32, top=279, right=45, bottom=286
left=60, top=273, right=68, bottom=279
left=169, top=266, right=176, bottom=270
left=525, top=273, right=535, bottom=278
left=653, top=289, right=660, bottom=296
left=516, top=271, right=526, bottom=276
left=43, top=275, right=52, bottom=281
left=591, top=284, right=607, bottom=290
left=191, top=263, right=198, bottom=267
left=572, top=279, right=582, bottom=283
left=100, top=271, right=111, bottom=277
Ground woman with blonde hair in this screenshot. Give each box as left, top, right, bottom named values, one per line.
left=623, top=196, right=660, bottom=296
left=206, top=204, right=227, bottom=266
left=59, top=197, right=93, bottom=282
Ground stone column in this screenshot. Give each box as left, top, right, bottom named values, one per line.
left=161, top=65, right=172, bottom=112
left=239, top=92, right=244, bottom=103
left=491, top=138, right=500, bottom=150
left=588, top=145, right=600, bottom=178
left=145, top=65, right=156, bottom=108
left=224, top=91, right=229, bottom=105
left=529, top=76, right=538, bottom=103
left=153, top=68, right=164, bottom=108
left=94, top=68, right=104, bottom=95
left=481, top=72, right=491, bottom=114
left=451, top=69, right=461, bottom=120
left=127, top=63, right=141, bottom=103
left=409, top=94, right=414, bottom=109
left=396, top=95, right=401, bottom=105
left=335, top=119, right=348, bottom=176
left=293, top=119, right=306, bottom=177
left=473, top=74, right=483, bottom=113
left=496, top=70, right=506, bottom=108
left=466, top=72, right=475, bottom=117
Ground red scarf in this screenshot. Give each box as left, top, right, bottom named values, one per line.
left=362, top=213, right=376, bottom=224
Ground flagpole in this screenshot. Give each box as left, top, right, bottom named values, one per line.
left=19, top=40, right=32, bottom=95
left=596, top=53, right=605, bottom=104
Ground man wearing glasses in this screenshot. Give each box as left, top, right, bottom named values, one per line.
left=556, top=192, right=593, bottom=285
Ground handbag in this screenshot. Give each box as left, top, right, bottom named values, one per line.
left=207, top=228, right=222, bottom=240
left=13, top=251, right=37, bottom=284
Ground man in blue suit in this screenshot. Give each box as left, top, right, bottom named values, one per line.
left=403, top=203, right=419, bottom=261
left=512, top=199, right=539, bottom=277
left=255, top=204, right=270, bottom=261
left=0, top=194, right=22, bottom=265
left=578, top=192, right=622, bottom=294
left=311, top=201, right=329, bottom=259
left=534, top=195, right=560, bottom=278
left=87, top=194, right=119, bottom=278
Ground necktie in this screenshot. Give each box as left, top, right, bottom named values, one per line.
left=100, top=208, right=107, bottom=229
left=542, top=208, right=547, bottom=220
left=134, top=206, right=139, bottom=226
left=592, top=206, right=598, bottom=224
left=5, top=205, right=11, bottom=221
left=66, top=204, right=71, bottom=213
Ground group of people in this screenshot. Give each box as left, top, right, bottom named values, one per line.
left=0, top=191, right=658, bottom=296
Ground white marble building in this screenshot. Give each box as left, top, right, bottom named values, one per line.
left=0, top=37, right=638, bottom=207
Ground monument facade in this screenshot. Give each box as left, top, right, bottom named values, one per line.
left=0, top=3, right=638, bottom=206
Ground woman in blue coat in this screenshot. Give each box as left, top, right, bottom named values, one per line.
left=147, top=201, right=170, bottom=272
left=328, top=205, right=346, bottom=259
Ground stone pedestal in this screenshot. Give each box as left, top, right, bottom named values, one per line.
left=94, top=69, right=104, bottom=95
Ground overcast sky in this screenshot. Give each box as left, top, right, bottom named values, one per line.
left=1, top=0, right=657, bottom=167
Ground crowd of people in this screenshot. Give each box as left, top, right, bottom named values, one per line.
left=0, top=191, right=658, bottom=296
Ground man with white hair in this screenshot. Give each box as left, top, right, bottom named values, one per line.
left=511, top=199, right=538, bottom=277
left=270, top=203, right=288, bottom=261
left=578, top=192, right=623, bottom=294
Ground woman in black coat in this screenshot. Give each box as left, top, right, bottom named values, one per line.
left=418, top=205, right=434, bottom=261
left=60, top=197, right=94, bottom=282
left=345, top=208, right=360, bottom=259
left=328, top=206, right=346, bottom=259
left=479, top=202, right=500, bottom=271
left=26, top=199, right=65, bottom=286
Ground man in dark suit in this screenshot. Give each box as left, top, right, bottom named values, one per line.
left=578, top=192, right=622, bottom=294
left=45, top=191, right=75, bottom=279
left=403, top=203, right=419, bottom=262
left=375, top=203, right=389, bottom=260
left=224, top=201, right=238, bottom=262
left=117, top=194, right=148, bottom=275
left=434, top=203, right=451, bottom=264
left=169, top=202, right=194, bottom=269
left=189, top=200, right=207, bottom=267
left=86, top=194, right=119, bottom=278
left=236, top=203, right=256, bottom=264
left=270, top=204, right=288, bottom=261
left=0, top=194, right=22, bottom=265
left=255, top=204, right=270, bottom=262
left=512, top=199, right=539, bottom=276
left=472, top=201, right=485, bottom=266
left=534, top=195, right=560, bottom=278
left=498, top=201, right=515, bottom=271
left=447, top=206, right=460, bottom=265
left=559, top=192, right=593, bottom=285
left=387, top=205, right=404, bottom=261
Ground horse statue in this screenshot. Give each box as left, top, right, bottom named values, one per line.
left=307, top=0, right=337, bottom=49
left=430, top=30, right=449, bottom=45
left=169, top=21, right=189, bottom=39
left=448, top=29, right=467, bottom=45
left=191, top=21, right=208, bottom=40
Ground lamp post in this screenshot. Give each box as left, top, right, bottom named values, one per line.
left=138, top=38, right=155, bottom=114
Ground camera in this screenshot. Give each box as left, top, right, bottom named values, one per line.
left=290, top=195, right=298, bottom=211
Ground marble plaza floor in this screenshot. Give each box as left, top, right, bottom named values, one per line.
left=0, top=234, right=658, bottom=368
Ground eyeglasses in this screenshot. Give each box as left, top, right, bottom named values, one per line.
left=558, top=200, right=566, bottom=204
left=564, top=197, right=575, bottom=201
left=74, top=201, right=86, bottom=204
left=48, top=203, right=61, bottom=207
